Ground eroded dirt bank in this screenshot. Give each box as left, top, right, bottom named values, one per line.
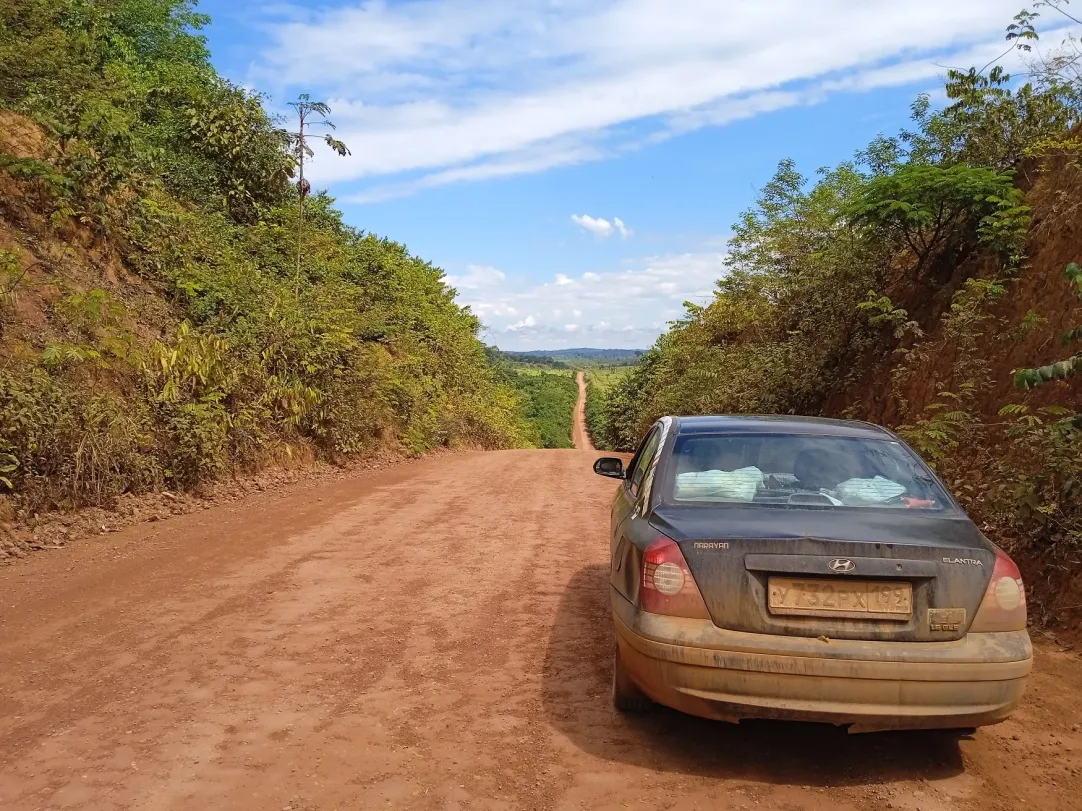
left=1, top=450, right=1081, bottom=810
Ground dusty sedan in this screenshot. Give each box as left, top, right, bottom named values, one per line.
left=593, top=415, right=1032, bottom=733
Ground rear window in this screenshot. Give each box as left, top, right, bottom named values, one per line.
left=667, top=433, right=952, bottom=510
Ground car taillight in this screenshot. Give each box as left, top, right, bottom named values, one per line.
left=969, top=548, right=1027, bottom=633
left=641, top=536, right=711, bottom=619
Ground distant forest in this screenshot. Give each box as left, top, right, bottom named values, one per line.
left=492, top=348, right=645, bottom=368
left=513, top=348, right=644, bottom=360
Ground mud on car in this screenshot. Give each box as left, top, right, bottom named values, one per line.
left=593, top=415, right=1032, bottom=733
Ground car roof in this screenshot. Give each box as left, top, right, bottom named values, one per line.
left=671, top=415, right=895, bottom=440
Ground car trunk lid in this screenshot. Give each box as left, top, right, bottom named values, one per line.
left=651, top=506, right=994, bottom=642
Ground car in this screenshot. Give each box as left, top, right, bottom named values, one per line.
left=593, top=415, right=1032, bottom=733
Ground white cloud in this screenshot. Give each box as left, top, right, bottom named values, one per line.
left=451, top=249, right=727, bottom=350
left=507, top=315, right=538, bottom=331
left=570, top=214, right=609, bottom=237
left=444, top=263, right=506, bottom=289
left=570, top=213, right=632, bottom=239
left=247, top=0, right=1051, bottom=196
left=470, top=301, right=518, bottom=317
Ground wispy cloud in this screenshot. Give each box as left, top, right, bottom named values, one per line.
left=444, top=263, right=506, bottom=289
left=343, top=139, right=605, bottom=203
left=243, top=0, right=1051, bottom=199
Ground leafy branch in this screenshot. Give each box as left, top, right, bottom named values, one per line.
left=0, top=447, right=16, bottom=491
left=857, top=291, right=923, bottom=338
left=1035, top=0, right=1082, bottom=27
left=978, top=9, right=1040, bottom=74
left=897, top=388, right=978, bottom=468
left=1015, top=262, right=1082, bottom=387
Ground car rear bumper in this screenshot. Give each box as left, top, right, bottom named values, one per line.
left=611, top=588, right=1032, bottom=732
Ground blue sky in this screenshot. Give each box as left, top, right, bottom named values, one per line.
left=195, top=0, right=1054, bottom=350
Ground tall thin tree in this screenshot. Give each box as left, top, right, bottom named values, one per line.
left=287, top=95, right=350, bottom=296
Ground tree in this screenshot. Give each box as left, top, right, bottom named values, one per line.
left=842, top=163, right=1029, bottom=277
left=913, top=68, right=1077, bottom=169
left=286, top=95, right=351, bottom=295
left=859, top=9, right=1079, bottom=177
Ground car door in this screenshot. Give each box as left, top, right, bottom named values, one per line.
left=610, top=422, right=666, bottom=598
left=611, top=425, right=659, bottom=541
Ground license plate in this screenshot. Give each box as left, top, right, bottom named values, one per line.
left=768, top=577, right=913, bottom=621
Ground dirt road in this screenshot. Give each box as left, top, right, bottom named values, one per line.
left=572, top=372, right=594, bottom=452
left=2, top=451, right=1082, bottom=811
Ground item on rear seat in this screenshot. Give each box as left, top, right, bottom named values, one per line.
left=675, top=467, right=763, bottom=502
left=832, top=476, right=906, bottom=505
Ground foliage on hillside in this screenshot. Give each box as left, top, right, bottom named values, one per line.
left=490, top=360, right=578, bottom=449
left=584, top=366, right=634, bottom=451
left=0, top=0, right=530, bottom=510
left=594, top=6, right=1082, bottom=623
left=485, top=347, right=570, bottom=370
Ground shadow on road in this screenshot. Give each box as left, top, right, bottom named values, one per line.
left=540, top=563, right=965, bottom=786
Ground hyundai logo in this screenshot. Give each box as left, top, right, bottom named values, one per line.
left=829, top=558, right=856, bottom=573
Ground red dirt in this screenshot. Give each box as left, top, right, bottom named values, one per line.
left=573, top=371, right=594, bottom=452
left=2, top=450, right=1082, bottom=810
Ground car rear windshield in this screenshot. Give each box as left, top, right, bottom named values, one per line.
left=667, top=433, right=953, bottom=510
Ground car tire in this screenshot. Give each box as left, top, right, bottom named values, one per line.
left=612, top=645, right=653, bottom=712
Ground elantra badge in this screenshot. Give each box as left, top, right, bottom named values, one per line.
left=829, top=558, right=855, bottom=573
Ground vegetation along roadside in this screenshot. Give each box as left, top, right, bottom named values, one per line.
left=0, top=0, right=535, bottom=528
left=486, top=349, right=578, bottom=449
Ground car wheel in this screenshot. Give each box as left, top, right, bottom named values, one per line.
left=612, top=644, right=653, bottom=712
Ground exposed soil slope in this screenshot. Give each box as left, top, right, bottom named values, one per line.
left=1, top=451, right=1081, bottom=811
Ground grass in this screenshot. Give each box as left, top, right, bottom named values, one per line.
left=585, top=365, right=634, bottom=391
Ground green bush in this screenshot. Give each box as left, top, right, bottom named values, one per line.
left=507, top=370, right=578, bottom=449
left=0, top=370, right=163, bottom=509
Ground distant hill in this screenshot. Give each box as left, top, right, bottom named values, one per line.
left=513, top=348, right=645, bottom=360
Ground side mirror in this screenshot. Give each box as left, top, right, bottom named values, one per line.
left=594, top=457, right=625, bottom=479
